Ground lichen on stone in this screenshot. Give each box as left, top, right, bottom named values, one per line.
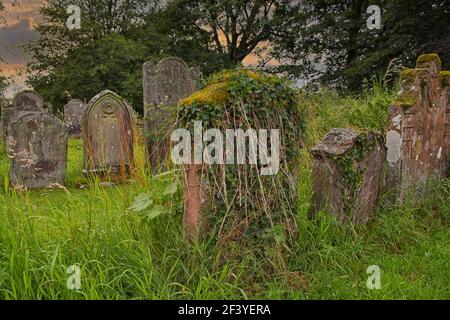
left=416, top=53, right=442, bottom=69
left=440, top=70, right=450, bottom=87
left=180, top=69, right=265, bottom=107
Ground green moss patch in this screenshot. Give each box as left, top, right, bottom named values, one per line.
left=416, top=53, right=442, bottom=68
left=440, top=71, right=450, bottom=87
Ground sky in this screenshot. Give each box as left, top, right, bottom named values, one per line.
left=0, top=0, right=42, bottom=98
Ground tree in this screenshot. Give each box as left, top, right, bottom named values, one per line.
left=28, top=34, right=147, bottom=112
left=272, top=0, right=450, bottom=91
left=27, top=0, right=157, bottom=83
left=159, top=0, right=301, bottom=67
left=27, top=0, right=159, bottom=112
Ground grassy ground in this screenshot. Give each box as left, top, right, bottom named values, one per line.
left=0, top=84, right=448, bottom=299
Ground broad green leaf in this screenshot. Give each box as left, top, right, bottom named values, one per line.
left=146, top=205, right=168, bottom=221
left=129, top=193, right=153, bottom=212
left=164, top=181, right=178, bottom=196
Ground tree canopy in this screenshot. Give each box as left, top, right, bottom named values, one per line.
left=272, top=0, right=449, bottom=90
left=25, top=0, right=450, bottom=111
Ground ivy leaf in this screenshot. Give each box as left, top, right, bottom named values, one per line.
left=273, top=226, right=286, bottom=245
left=129, top=193, right=153, bottom=212
left=146, top=205, right=168, bottom=221
left=164, top=181, right=178, bottom=196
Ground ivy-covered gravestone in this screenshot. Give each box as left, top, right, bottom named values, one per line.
left=174, top=69, right=303, bottom=263
left=311, top=128, right=385, bottom=224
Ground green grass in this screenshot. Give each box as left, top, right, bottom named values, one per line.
left=0, top=84, right=448, bottom=300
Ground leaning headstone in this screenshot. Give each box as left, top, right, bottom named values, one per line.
left=385, top=54, right=450, bottom=202
left=143, top=57, right=201, bottom=172
left=64, top=99, right=85, bottom=137
left=6, top=112, right=68, bottom=189
left=311, top=128, right=386, bottom=224
left=3, top=91, right=45, bottom=141
left=82, top=90, right=134, bottom=180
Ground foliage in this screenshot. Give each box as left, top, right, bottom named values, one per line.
left=28, top=34, right=147, bottom=113
left=26, top=0, right=158, bottom=113
left=164, top=0, right=301, bottom=67
left=272, top=0, right=450, bottom=91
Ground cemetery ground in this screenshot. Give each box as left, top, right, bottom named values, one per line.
left=0, top=83, right=448, bottom=300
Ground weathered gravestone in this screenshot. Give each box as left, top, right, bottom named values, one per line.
left=143, top=57, right=201, bottom=171
left=82, top=90, right=134, bottom=180
left=3, top=91, right=45, bottom=141
left=64, top=99, right=85, bottom=137
left=311, top=128, right=386, bottom=224
left=385, top=54, right=450, bottom=202
left=443, top=72, right=450, bottom=168
left=6, top=112, right=68, bottom=189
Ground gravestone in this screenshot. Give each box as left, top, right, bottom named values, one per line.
left=82, top=90, right=134, bottom=179
left=385, top=54, right=450, bottom=202
left=143, top=57, right=201, bottom=171
left=13, top=90, right=45, bottom=115
left=3, top=91, right=45, bottom=141
left=64, top=99, right=85, bottom=137
left=443, top=72, right=450, bottom=165
left=311, top=128, right=386, bottom=224
left=6, top=112, right=68, bottom=189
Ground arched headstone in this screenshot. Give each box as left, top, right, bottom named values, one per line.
left=64, top=99, right=85, bottom=137
left=142, top=57, right=201, bottom=171
left=82, top=90, right=134, bottom=179
left=3, top=90, right=45, bottom=141
left=12, top=90, right=45, bottom=115
left=6, top=112, right=68, bottom=189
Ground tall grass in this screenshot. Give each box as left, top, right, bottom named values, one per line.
left=0, top=85, right=448, bottom=299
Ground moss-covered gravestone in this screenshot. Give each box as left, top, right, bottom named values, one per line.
left=175, top=69, right=303, bottom=261
left=6, top=112, right=68, bottom=189
left=82, top=90, right=134, bottom=180
left=143, top=57, right=201, bottom=172
left=311, top=128, right=386, bottom=224
left=385, top=54, right=450, bottom=202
